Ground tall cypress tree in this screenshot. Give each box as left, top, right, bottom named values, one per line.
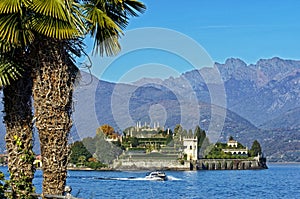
left=250, top=140, right=262, bottom=157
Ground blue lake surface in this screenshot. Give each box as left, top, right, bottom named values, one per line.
left=1, top=164, right=300, bottom=199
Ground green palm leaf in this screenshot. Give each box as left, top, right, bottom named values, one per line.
left=31, top=16, right=80, bottom=39
left=28, top=0, right=70, bottom=21
left=0, top=0, right=22, bottom=14
left=0, top=60, right=23, bottom=86
left=29, top=0, right=85, bottom=40
left=0, top=14, right=35, bottom=46
left=66, top=1, right=87, bottom=35
left=0, top=41, right=12, bottom=53
left=93, top=29, right=121, bottom=56
left=85, top=3, right=122, bottom=55
left=84, top=0, right=146, bottom=56
left=123, top=0, right=146, bottom=17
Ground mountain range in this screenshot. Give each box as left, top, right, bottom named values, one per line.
left=0, top=57, right=299, bottom=162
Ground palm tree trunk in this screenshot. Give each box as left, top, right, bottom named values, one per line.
left=32, top=39, right=78, bottom=196
left=3, top=69, right=35, bottom=198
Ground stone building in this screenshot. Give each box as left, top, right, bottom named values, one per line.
left=183, top=137, right=198, bottom=160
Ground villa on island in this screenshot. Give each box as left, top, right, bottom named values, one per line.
left=222, top=139, right=248, bottom=155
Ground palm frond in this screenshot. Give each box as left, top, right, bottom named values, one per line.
left=84, top=0, right=145, bottom=56
left=84, top=3, right=123, bottom=56
left=66, top=1, right=87, bottom=35
left=0, top=14, right=35, bottom=46
left=31, top=16, right=80, bottom=39
left=0, top=0, right=21, bottom=14
left=93, top=30, right=121, bottom=56
left=123, top=0, right=146, bottom=17
left=28, top=0, right=70, bottom=21
left=0, top=60, right=23, bottom=87
left=85, top=4, right=122, bottom=32
left=0, top=41, right=12, bottom=53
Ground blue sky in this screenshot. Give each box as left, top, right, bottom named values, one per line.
left=84, top=0, right=300, bottom=82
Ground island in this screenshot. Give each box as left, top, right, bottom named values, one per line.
left=67, top=123, right=267, bottom=171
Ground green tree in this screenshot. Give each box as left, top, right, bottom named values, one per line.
left=250, top=140, right=262, bottom=157
left=130, top=137, right=139, bottom=147
left=194, top=125, right=206, bottom=147
left=85, top=161, right=106, bottom=170
left=77, top=155, right=87, bottom=166
left=174, top=124, right=183, bottom=136
left=82, top=137, right=97, bottom=155
left=182, top=129, right=188, bottom=137
left=69, top=141, right=92, bottom=164
left=166, top=134, right=173, bottom=146
left=94, top=131, right=122, bottom=164
left=188, top=129, right=193, bottom=137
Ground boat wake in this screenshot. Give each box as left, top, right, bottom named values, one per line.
left=92, top=176, right=181, bottom=181
left=166, top=175, right=181, bottom=181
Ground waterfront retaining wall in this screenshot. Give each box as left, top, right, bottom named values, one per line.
left=197, top=159, right=268, bottom=170
left=112, top=158, right=267, bottom=170
left=113, top=158, right=190, bottom=170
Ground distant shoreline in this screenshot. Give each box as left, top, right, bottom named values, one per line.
left=67, top=167, right=114, bottom=171
left=267, top=161, right=300, bottom=165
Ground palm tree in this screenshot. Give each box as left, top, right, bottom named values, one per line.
left=3, top=67, right=35, bottom=199
left=0, top=58, right=35, bottom=198
left=0, top=2, right=37, bottom=196
left=31, top=38, right=81, bottom=196
left=1, top=0, right=145, bottom=197
left=0, top=0, right=83, bottom=197
left=31, top=1, right=145, bottom=195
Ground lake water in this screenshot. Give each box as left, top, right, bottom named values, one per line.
left=1, top=164, right=300, bottom=199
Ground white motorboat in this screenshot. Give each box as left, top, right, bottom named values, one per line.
left=145, top=171, right=167, bottom=181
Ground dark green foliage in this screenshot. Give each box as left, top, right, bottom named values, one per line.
left=113, top=139, right=122, bottom=148
left=85, top=162, right=107, bottom=170
left=94, top=132, right=122, bottom=164
left=250, top=140, right=262, bottom=157
left=174, top=124, right=183, bottom=136
left=183, top=154, right=187, bottom=160
left=129, top=137, right=139, bottom=147
left=237, top=142, right=245, bottom=149
left=166, top=134, right=173, bottom=146
left=82, top=137, right=97, bottom=155
left=127, top=147, right=146, bottom=151
left=188, top=129, right=193, bottom=137
left=205, top=143, right=226, bottom=159
left=70, top=133, right=122, bottom=168
left=195, top=125, right=206, bottom=147
left=69, top=141, right=92, bottom=164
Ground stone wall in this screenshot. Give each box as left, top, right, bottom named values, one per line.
left=112, top=158, right=267, bottom=171
left=197, top=158, right=268, bottom=170
left=113, top=158, right=190, bottom=170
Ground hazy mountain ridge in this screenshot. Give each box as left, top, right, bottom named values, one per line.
left=216, top=57, right=300, bottom=126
